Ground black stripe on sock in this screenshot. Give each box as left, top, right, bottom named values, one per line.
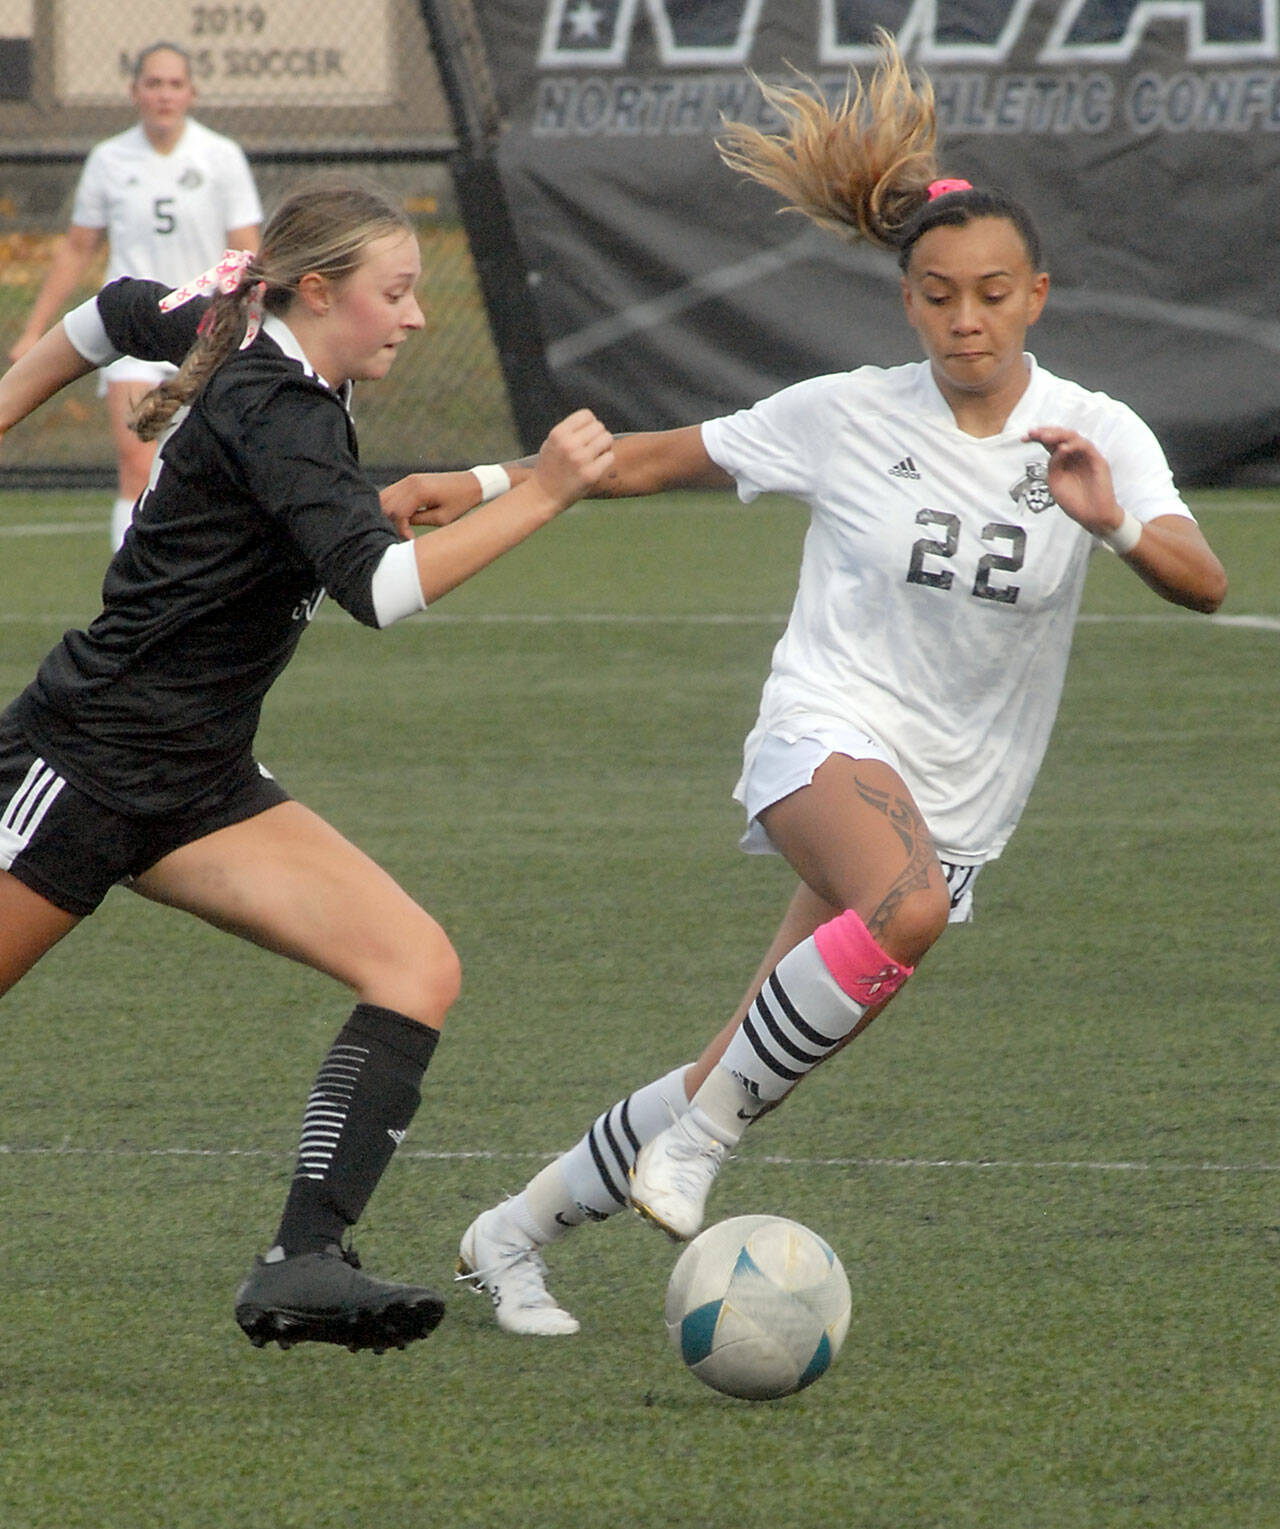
left=618, top=1095, right=642, bottom=1156
left=588, top=1115, right=630, bottom=1206
left=740, top=1011, right=804, bottom=1083
left=765, top=972, right=843, bottom=1050
left=752, top=985, right=830, bottom=1068
left=600, top=1105, right=637, bottom=1189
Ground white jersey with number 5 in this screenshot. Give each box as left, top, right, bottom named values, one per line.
left=701, top=355, right=1194, bottom=864
left=71, top=119, right=262, bottom=288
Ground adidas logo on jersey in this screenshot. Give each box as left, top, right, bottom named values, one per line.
left=888, top=456, right=921, bottom=479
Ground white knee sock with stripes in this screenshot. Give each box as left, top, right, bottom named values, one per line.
left=687, top=933, right=881, bottom=1148
left=503, top=1065, right=691, bottom=1244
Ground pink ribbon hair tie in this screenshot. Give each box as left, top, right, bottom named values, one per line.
left=158, top=248, right=264, bottom=348
left=927, top=177, right=973, bottom=200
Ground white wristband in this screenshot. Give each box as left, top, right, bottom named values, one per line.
left=470, top=463, right=512, bottom=503
left=1098, top=509, right=1142, bottom=556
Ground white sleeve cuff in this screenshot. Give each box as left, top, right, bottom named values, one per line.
left=370, top=539, right=427, bottom=627
left=62, top=297, right=121, bottom=366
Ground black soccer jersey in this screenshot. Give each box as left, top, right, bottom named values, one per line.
left=5, top=278, right=402, bottom=815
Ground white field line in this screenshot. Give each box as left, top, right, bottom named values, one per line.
left=1, top=609, right=1278, bottom=631
left=0, top=520, right=105, bottom=536
left=2, top=1141, right=1278, bottom=1174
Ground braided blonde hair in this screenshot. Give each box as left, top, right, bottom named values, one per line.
left=133, top=175, right=411, bottom=441
left=715, top=30, right=940, bottom=252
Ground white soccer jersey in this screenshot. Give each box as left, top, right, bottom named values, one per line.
left=702, top=355, right=1194, bottom=864
left=70, top=119, right=262, bottom=288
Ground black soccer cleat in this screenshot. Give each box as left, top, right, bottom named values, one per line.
left=234, top=1243, right=445, bottom=1353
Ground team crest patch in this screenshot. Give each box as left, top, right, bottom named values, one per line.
left=180, top=168, right=204, bottom=189
left=1008, top=460, right=1056, bottom=513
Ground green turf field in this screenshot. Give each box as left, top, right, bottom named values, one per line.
left=1, top=488, right=1276, bottom=1529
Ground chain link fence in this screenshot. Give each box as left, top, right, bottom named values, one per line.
left=0, top=0, right=520, bottom=483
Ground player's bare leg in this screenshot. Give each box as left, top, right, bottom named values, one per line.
left=0, top=870, right=80, bottom=997
left=630, top=755, right=949, bottom=1239
left=135, top=803, right=455, bottom=1351
left=456, top=771, right=925, bottom=1328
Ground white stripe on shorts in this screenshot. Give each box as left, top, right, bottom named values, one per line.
left=939, top=860, right=981, bottom=924
left=0, top=758, right=66, bottom=869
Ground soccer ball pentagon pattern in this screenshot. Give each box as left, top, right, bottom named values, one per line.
left=664, top=1214, right=851, bottom=1400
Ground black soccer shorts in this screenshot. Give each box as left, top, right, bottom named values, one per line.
left=0, top=720, right=289, bottom=916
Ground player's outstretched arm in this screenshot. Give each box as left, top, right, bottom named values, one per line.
left=0, top=323, right=96, bottom=442
left=589, top=425, right=734, bottom=497
left=408, top=408, right=613, bottom=602
left=381, top=423, right=733, bottom=539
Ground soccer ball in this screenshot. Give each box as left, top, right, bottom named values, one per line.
left=664, top=1214, right=851, bottom=1400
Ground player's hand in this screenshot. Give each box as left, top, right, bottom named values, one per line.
left=379, top=470, right=483, bottom=539
left=531, top=409, right=614, bottom=509
left=1023, top=425, right=1123, bottom=537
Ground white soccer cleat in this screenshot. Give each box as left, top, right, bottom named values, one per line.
left=629, top=1114, right=729, bottom=1242
left=455, top=1204, right=580, bottom=1336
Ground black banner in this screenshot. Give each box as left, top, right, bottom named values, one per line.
left=475, top=1, right=1280, bottom=483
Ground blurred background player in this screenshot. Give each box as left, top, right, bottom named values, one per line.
left=7, top=41, right=262, bottom=549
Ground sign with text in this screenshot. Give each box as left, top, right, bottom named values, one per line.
left=57, top=0, right=394, bottom=106
left=478, top=0, right=1280, bottom=483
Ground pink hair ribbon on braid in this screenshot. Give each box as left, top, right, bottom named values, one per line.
left=927, top=177, right=973, bottom=199
left=158, top=248, right=265, bottom=348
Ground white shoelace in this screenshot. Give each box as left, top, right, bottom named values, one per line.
left=663, top=1119, right=727, bottom=1190
left=456, top=1242, right=557, bottom=1307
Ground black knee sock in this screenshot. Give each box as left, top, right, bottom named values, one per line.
left=272, top=1003, right=439, bottom=1257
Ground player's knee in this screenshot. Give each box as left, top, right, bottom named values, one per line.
left=411, top=935, right=463, bottom=1025
left=366, top=920, right=462, bottom=1028
left=882, top=882, right=950, bottom=966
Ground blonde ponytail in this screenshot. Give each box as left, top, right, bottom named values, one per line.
left=132, top=284, right=261, bottom=440
left=716, top=30, right=940, bottom=250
